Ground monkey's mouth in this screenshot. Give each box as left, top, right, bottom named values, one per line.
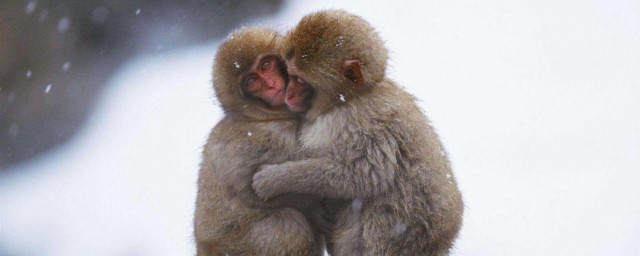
left=271, top=90, right=285, bottom=105
left=286, top=104, right=308, bottom=113
left=285, top=98, right=309, bottom=113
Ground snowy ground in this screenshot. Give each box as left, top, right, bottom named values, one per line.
left=1, top=1, right=638, bottom=255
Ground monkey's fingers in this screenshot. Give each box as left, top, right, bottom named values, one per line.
left=252, top=168, right=279, bottom=201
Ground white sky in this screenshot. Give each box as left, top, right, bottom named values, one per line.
left=1, top=1, right=638, bottom=255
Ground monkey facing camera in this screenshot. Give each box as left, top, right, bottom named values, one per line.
left=194, top=27, right=325, bottom=256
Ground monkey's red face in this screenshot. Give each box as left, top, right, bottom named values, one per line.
left=284, top=61, right=313, bottom=113
left=242, top=55, right=287, bottom=107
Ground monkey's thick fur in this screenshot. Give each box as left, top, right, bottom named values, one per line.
left=253, top=10, right=464, bottom=255
left=194, top=28, right=324, bottom=256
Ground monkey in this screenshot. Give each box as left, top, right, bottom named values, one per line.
left=252, top=10, right=464, bottom=256
left=194, top=27, right=325, bottom=256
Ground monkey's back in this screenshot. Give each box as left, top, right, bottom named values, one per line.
left=305, top=80, right=463, bottom=255
left=379, top=81, right=463, bottom=255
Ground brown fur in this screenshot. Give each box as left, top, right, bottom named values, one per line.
left=194, top=27, right=324, bottom=256
left=253, top=10, right=464, bottom=255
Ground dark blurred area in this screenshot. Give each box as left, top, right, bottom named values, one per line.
left=0, top=0, right=284, bottom=170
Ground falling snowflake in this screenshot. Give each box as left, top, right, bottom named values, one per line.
left=45, top=84, right=52, bottom=94
left=58, top=17, right=70, bottom=32
left=351, top=198, right=363, bottom=211
left=392, top=221, right=407, bottom=237
left=62, top=61, right=71, bottom=71
left=247, top=132, right=252, bottom=136
left=339, top=94, right=346, bottom=102
left=234, top=62, right=240, bottom=68
left=335, top=36, right=345, bottom=47
left=26, top=70, right=32, bottom=78
left=39, top=10, right=48, bottom=22
left=136, top=9, right=141, bottom=15
left=25, top=1, right=36, bottom=15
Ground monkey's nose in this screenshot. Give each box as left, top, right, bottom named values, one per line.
left=266, top=79, right=276, bottom=89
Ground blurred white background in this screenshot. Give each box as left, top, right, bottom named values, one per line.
left=1, top=0, right=638, bottom=255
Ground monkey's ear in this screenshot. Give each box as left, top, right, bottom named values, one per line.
left=341, top=60, right=364, bottom=86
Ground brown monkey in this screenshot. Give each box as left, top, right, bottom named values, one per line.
left=252, top=10, right=464, bottom=255
left=194, top=27, right=324, bottom=256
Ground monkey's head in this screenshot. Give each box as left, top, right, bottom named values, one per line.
left=213, top=27, right=292, bottom=121
left=281, top=10, right=389, bottom=120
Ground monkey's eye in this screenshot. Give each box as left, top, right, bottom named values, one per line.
left=296, top=77, right=307, bottom=86
left=261, top=60, right=271, bottom=71
left=244, top=77, right=258, bottom=90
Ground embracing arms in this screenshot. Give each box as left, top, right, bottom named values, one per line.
left=252, top=132, right=400, bottom=200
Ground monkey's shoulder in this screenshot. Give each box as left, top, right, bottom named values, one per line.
left=300, top=87, right=430, bottom=154
left=361, top=84, right=432, bottom=130
left=298, top=105, right=392, bottom=152
left=206, top=116, right=298, bottom=153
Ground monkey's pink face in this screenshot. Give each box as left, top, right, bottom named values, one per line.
left=242, top=56, right=286, bottom=107
left=284, top=61, right=313, bottom=113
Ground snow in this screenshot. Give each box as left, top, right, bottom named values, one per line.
left=1, top=1, right=638, bottom=256
left=1, top=45, right=219, bottom=255
left=351, top=199, right=364, bottom=211
left=25, top=1, right=36, bottom=15
left=339, top=94, right=345, bottom=102
left=136, top=9, right=141, bottom=16
left=392, top=221, right=408, bottom=237
left=26, top=70, right=32, bottom=78
left=335, top=36, right=345, bottom=47
left=39, top=9, right=48, bottom=22
left=45, top=84, right=52, bottom=94
left=62, top=62, right=71, bottom=72
left=57, top=17, right=70, bottom=32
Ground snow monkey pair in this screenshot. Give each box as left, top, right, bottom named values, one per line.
left=195, top=10, right=463, bottom=256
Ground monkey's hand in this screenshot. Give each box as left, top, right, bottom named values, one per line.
left=252, top=164, right=284, bottom=201
left=252, top=157, right=391, bottom=200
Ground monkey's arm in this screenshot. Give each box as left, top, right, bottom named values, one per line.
left=253, top=116, right=401, bottom=200
left=253, top=153, right=397, bottom=200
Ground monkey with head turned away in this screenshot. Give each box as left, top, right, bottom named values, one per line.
left=252, top=10, right=464, bottom=256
